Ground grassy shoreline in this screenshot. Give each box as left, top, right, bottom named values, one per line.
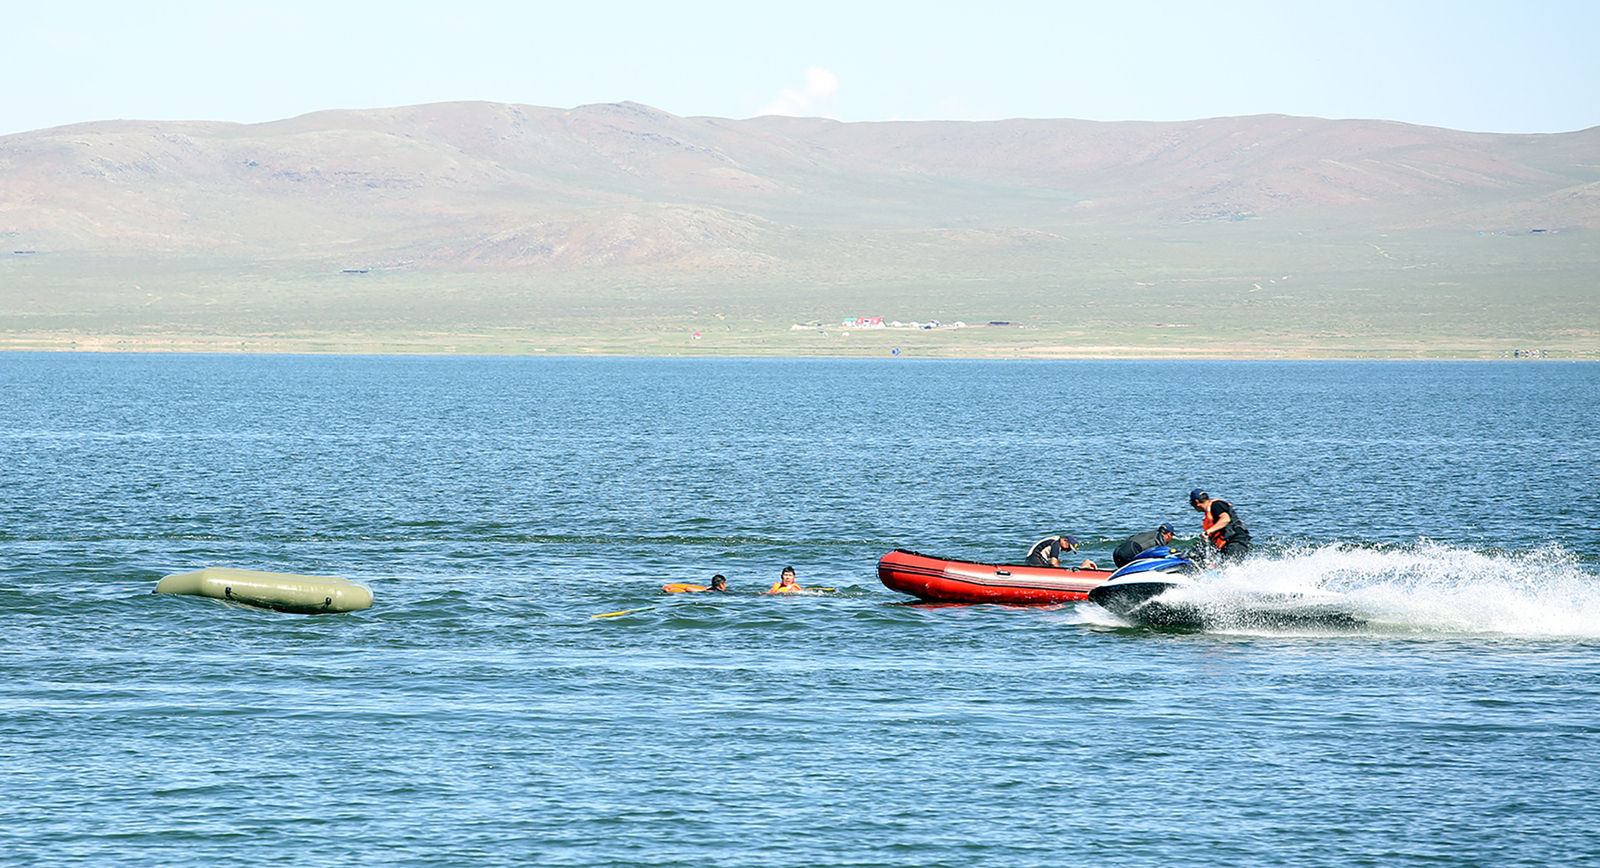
left=6, top=228, right=1595, bottom=361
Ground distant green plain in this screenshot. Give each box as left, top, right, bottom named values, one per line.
left=4, top=222, right=1595, bottom=359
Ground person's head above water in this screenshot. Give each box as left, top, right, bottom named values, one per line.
left=710, top=574, right=727, bottom=591
left=767, top=566, right=802, bottom=594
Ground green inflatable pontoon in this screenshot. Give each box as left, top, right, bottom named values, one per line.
left=155, top=567, right=373, bottom=614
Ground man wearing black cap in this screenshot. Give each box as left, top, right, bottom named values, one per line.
left=1112, top=523, right=1177, bottom=568
left=1026, top=534, right=1097, bottom=569
left=1189, top=490, right=1251, bottom=563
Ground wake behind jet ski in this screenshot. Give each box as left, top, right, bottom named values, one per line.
left=1086, top=546, right=1364, bottom=631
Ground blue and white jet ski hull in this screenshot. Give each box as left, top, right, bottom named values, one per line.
left=1086, top=547, right=1202, bottom=625
left=1086, top=547, right=1363, bottom=630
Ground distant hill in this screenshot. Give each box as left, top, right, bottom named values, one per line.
left=2, top=102, right=1596, bottom=357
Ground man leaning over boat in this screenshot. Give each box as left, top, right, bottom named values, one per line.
left=1026, top=534, right=1098, bottom=570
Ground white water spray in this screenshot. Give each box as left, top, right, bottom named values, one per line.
left=1079, top=541, right=1600, bottom=638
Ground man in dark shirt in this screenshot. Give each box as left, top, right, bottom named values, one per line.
left=1113, top=523, right=1176, bottom=567
left=1026, top=534, right=1097, bottom=569
left=1189, top=489, right=1251, bottom=563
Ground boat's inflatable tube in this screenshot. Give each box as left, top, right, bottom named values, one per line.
left=155, top=567, right=373, bottom=614
left=878, top=548, right=1113, bottom=604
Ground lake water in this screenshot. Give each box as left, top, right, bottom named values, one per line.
left=3, top=354, right=1598, bottom=866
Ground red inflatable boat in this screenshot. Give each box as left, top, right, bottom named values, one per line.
left=877, top=548, right=1114, bottom=604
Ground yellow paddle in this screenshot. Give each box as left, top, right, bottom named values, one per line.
left=595, top=586, right=842, bottom=616
left=591, top=605, right=657, bottom=619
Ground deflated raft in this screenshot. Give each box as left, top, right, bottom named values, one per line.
left=155, top=567, right=373, bottom=614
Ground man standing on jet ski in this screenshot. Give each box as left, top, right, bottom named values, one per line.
left=1189, top=490, right=1251, bottom=563
left=1113, top=523, right=1176, bottom=567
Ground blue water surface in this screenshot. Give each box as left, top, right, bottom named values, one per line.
left=2, top=355, right=1598, bottom=867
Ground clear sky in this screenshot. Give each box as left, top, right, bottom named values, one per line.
left=7, top=0, right=1597, bottom=136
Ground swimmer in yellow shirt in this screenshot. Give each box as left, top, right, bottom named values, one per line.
left=766, top=566, right=802, bottom=594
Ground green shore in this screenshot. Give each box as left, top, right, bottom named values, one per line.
left=5, top=226, right=1595, bottom=360
left=3, top=327, right=1591, bottom=360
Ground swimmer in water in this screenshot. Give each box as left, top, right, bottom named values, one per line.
left=766, top=566, right=802, bottom=594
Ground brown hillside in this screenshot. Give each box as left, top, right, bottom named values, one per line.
left=5, top=102, right=1595, bottom=262
left=1, top=102, right=1596, bottom=358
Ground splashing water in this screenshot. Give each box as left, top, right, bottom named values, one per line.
left=1079, top=542, right=1600, bottom=638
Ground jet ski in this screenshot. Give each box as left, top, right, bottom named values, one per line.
left=1086, top=547, right=1363, bottom=630
left=1085, top=547, right=1204, bottom=626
